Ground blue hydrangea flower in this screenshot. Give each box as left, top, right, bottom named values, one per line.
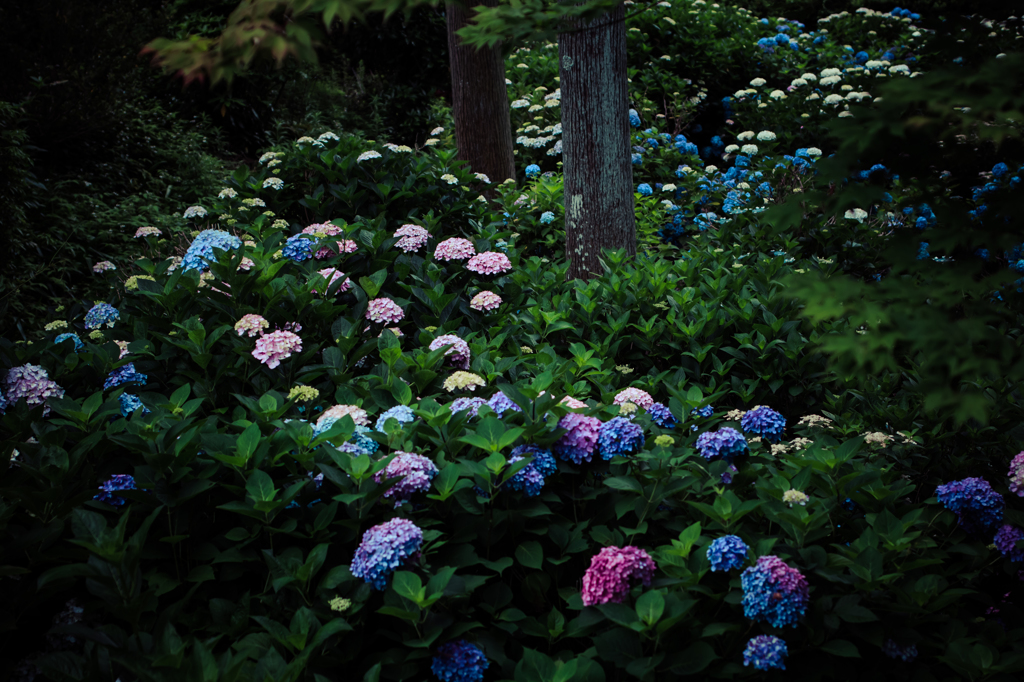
left=597, top=417, right=645, bottom=459
left=376, top=405, right=416, bottom=432
left=104, top=363, right=148, bottom=390
left=338, top=425, right=379, bottom=456
left=182, top=230, right=242, bottom=271
left=525, top=164, right=541, bottom=179
left=84, top=303, right=120, bottom=330
left=741, top=556, right=809, bottom=628
left=992, top=162, right=1009, bottom=178
left=631, top=153, right=643, bottom=165
left=0, top=387, right=7, bottom=413
left=691, top=406, right=714, bottom=418
left=854, top=50, right=869, bottom=63
left=431, top=639, right=489, bottom=682
left=505, top=457, right=545, bottom=497
left=487, top=391, right=522, bottom=418
left=449, top=397, right=486, bottom=418
left=94, top=474, right=137, bottom=507
left=647, top=402, right=676, bottom=429
left=882, top=639, right=918, bottom=662
left=281, top=233, right=315, bottom=262
left=740, top=405, right=786, bottom=443
left=936, top=477, right=1004, bottom=535
left=54, top=333, right=83, bottom=352
left=350, top=517, right=423, bottom=590
left=540, top=211, right=555, bottom=224
left=743, top=635, right=788, bottom=671
left=637, top=183, right=653, bottom=196
left=118, top=393, right=150, bottom=417
left=707, top=535, right=749, bottom=572
left=696, top=427, right=747, bottom=462
left=628, top=109, right=641, bottom=127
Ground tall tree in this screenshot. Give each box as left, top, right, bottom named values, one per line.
left=445, top=0, right=516, bottom=195
left=558, top=1, right=635, bottom=280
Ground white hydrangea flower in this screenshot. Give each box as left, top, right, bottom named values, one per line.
left=544, top=100, right=559, bottom=108
left=424, top=138, right=440, bottom=146
left=824, top=94, right=844, bottom=105
left=474, top=173, right=491, bottom=183
left=528, top=104, right=543, bottom=112
left=838, top=111, right=854, bottom=117
left=357, top=150, right=382, bottom=162
left=844, top=208, right=868, bottom=222
left=749, top=77, right=767, bottom=87
left=801, top=72, right=818, bottom=81
left=740, top=144, right=758, bottom=155
left=820, top=76, right=842, bottom=87
left=183, top=206, right=207, bottom=219
left=806, top=93, right=820, bottom=101
left=820, top=68, right=842, bottom=78
left=725, top=144, right=740, bottom=153
left=296, top=136, right=316, bottom=145
left=769, top=90, right=786, bottom=100
left=756, top=130, right=776, bottom=142
left=737, top=130, right=755, bottom=141
left=705, top=165, right=719, bottom=173
left=790, top=78, right=808, bottom=87
left=440, top=174, right=459, bottom=185
left=511, top=99, right=530, bottom=108
left=889, top=64, right=910, bottom=75
left=262, top=177, right=284, bottom=190
left=661, top=183, right=677, bottom=192
left=318, top=132, right=339, bottom=142
left=218, top=188, right=238, bottom=199
left=430, top=127, right=445, bottom=135
left=805, top=147, right=822, bottom=156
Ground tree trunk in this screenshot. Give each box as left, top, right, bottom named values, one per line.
left=445, top=0, right=516, bottom=201
left=558, top=1, right=636, bottom=281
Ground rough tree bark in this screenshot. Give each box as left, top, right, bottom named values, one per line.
left=445, top=0, right=516, bottom=199
left=558, top=1, right=636, bottom=281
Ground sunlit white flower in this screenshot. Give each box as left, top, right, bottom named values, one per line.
left=263, top=177, right=284, bottom=190
left=357, top=150, right=382, bottom=162
left=750, top=77, right=767, bottom=87
left=756, top=130, right=776, bottom=142
left=740, top=144, right=758, bottom=155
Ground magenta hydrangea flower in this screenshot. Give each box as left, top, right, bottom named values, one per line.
left=429, top=334, right=471, bottom=369
left=3, top=364, right=64, bottom=415
left=553, top=413, right=602, bottom=464
left=613, top=387, right=654, bottom=409
left=470, top=291, right=502, bottom=312
left=434, top=237, right=476, bottom=261
left=581, top=546, right=657, bottom=606
left=393, top=224, right=430, bottom=253
left=313, top=268, right=351, bottom=295
left=252, top=330, right=302, bottom=369
left=1009, top=452, right=1024, bottom=497
left=234, top=313, right=269, bottom=337
left=465, top=251, right=512, bottom=275
left=366, top=298, right=404, bottom=324
left=374, top=451, right=439, bottom=506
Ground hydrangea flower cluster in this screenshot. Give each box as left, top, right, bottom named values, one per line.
left=935, top=477, right=1005, bottom=535
left=431, top=640, right=490, bottom=682
left=84, top=303, right=120, bottom=330
left=741, top=556, right=810, bottom=628
left=235, top=314, right=269, bottom=337
left=94, top=474, right=137, bottom=507
left=994, top=524, right=1024, bottom=562
left=281, top=233, right=316, bottom=262
left=505, top=445, right=557, bottom=497
left=182, top=230, right=241, bottom=271
left=783, top=490, right=810, bottom=507
left=692, top=405, right=714, bottom=418
left=317, top=404, right=370, bottom=429
left=430, top=334, right=471, bottom=369
left=743, top=635, right=788, bottom=670
left=182, top=205, right=207, bottom=219
left=443, top=372, right=485, bottom=392
left=252, top=330, right=303, bottom=369
left=104, top=363, right=148, bottom=390
left=349, top=518, right=423, bottom=590
left=338, top=426, right=379, bottom=456
left=313, top=268, right=351, bottom=295
left=301, top=222, right=356, bottom=259
left=882, top=640, right=918, bottom=662
left=470, top=291, right=502, bottom=312
left=366, top=298, right=404, bottom=324
left=740, top=405, right=786, bottom=443
left=134, top=226, right=161, bottom=238
left=487, top=391, right=522, bottom=417
left=435, top=238, right=476, bottom=261
left=613, top=387, right=654, bottom=409
left=1008, top=452, right=1024, bottom=497
left=376, top=405, right=416, bottom=432
left=647, top=402, right=676, bottom=429
left=465, top=251, right=512, bottom=275
left=54, top=333, right=83, bottom=352
left=581, top=546, right=657, bottom=606
left=560, top=396, right=587, bottom=409
left=93, top=260, right=116, bottom=273
left=707, top=535, right=749, bottom=572
left=554, top=413, right=602, bottom=464
left=118, top=394, right=150, bottom=417
left=4, top=364, right=65, bottom=415
left=375, top=452, right=439, bottom=506
left=597, top=417, right=645, bottom=459
left=393, top=224, right=430, bottom=253
left=696, top=427, right=748, bottom=462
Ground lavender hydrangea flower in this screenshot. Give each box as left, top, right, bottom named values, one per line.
left=374, top=452, right=439, bottom=506
left=487, top=391, right=522, bottom=417
left=553, top=413, right=602, bottom=464
left=936, top=477, right=1004, bottom=535
left=994, top=524, right=1024, bottom=562
left=506, top=445, right=557, bottom=497
left=449, top=397, right=486, bottom=418
left=696, top=427, right=748, bottom=462
left=94, top=474, right=137, bottom=507
left=740, top=405, right=786, bottom=443
left=104, top=363, right=148, bottom=390
left=882, top=639, right=918, bottom=662
left=1008, top=452, right=1024, bottom=497
left=741, top=556, right=809, bottom=628
left=4, top=364, right=65, bottom=415
left=707, top=535, right=749, bottom=572
left=182, top=230, right=242, bottom=271
left=597, top=417, right=645, bottom=459
left=376, top=405, right=416, bottom=432
left=431, top=640, right=490, bottom=682
left=350, top=517, right=423, bottom=590
left=84, top=303, right=120, bottom=330
left=743, top=635, right=788, bottom=670
left=647, top=402, right=676, bottom=429
left=581, top=546, right=657, bottom=606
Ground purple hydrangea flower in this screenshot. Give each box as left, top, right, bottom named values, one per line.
left=94, top=474, right=137, bottom=506
left=487, top=391, right=522, bottom=417
left=995, top=524, right=1024, bottom=562
left=597, top=416, right=645, bottom=459
left=449, top=397, right=486, bottom=418
left=506, top=445, right=557, bottom=497
left=4, top=364, right=64, bottom=415
left=554, top=413, right=602, bottom=464
left=707, top=535, right=749, bottom=572
left=740, top=405, right=786, bottom=443
left=647, top=402, right=676, bottom=429
left=350, top=517, right=424, bottom=590
left=1008, top=452, right=1024, bottom=497
left=84, top=303, right=120, bottom=330
left=882, top=639, right=918, bottom=662
left=581, top=546, right=657, bottom=606
left=936, top=477, right=1004, bottom=535
left=696, top=427, right=748, bottom=462
left=743, top=635, right=788, bottom=670
left=431, top=639, right=490, bottom=682
left=104, top=363, right=148, bottom=390
left=741, top=556, right=809, bottom=628
left=374, top=452, right=439, bottom=506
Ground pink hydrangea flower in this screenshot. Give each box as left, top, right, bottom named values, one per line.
left=252, top=330, right=302, bottom=369
left=554, top=413, right=602, bottom=464
left=318, top=404, right=370, bottom=428
left=237, top=257, right=255, bottom=271
left=613, top=388, right=654, bottom=409
left=93, top=261, right=116, bottom=273
left=1009, top=452, right=1024, bottom=497
left=235, top=314, right=269, bottom=338
left=4, top=364, right=65, bottom=415
left=581, top=546, right=657, bottom=606
left=429, top=334, right=471, bottom=369
left=560, top=396, right=588, bottom=409
left=366, top=298, right=404, bottom=324
left=393, top=224, right=430, bottom=253
left=374, top=451, right=439, bottom=506
left=302, top=222, right=358, bottom=259
left=466, top=251, right=512, bottom=275
left=434, top=238, right=476, bottom=261
left=115, top=340, right=130, bottom=359
left=313, top=268, right=351, bottom=295
left=134, top=226, right=161, bottom=238
left=470, top=291, right=502, bottom=312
